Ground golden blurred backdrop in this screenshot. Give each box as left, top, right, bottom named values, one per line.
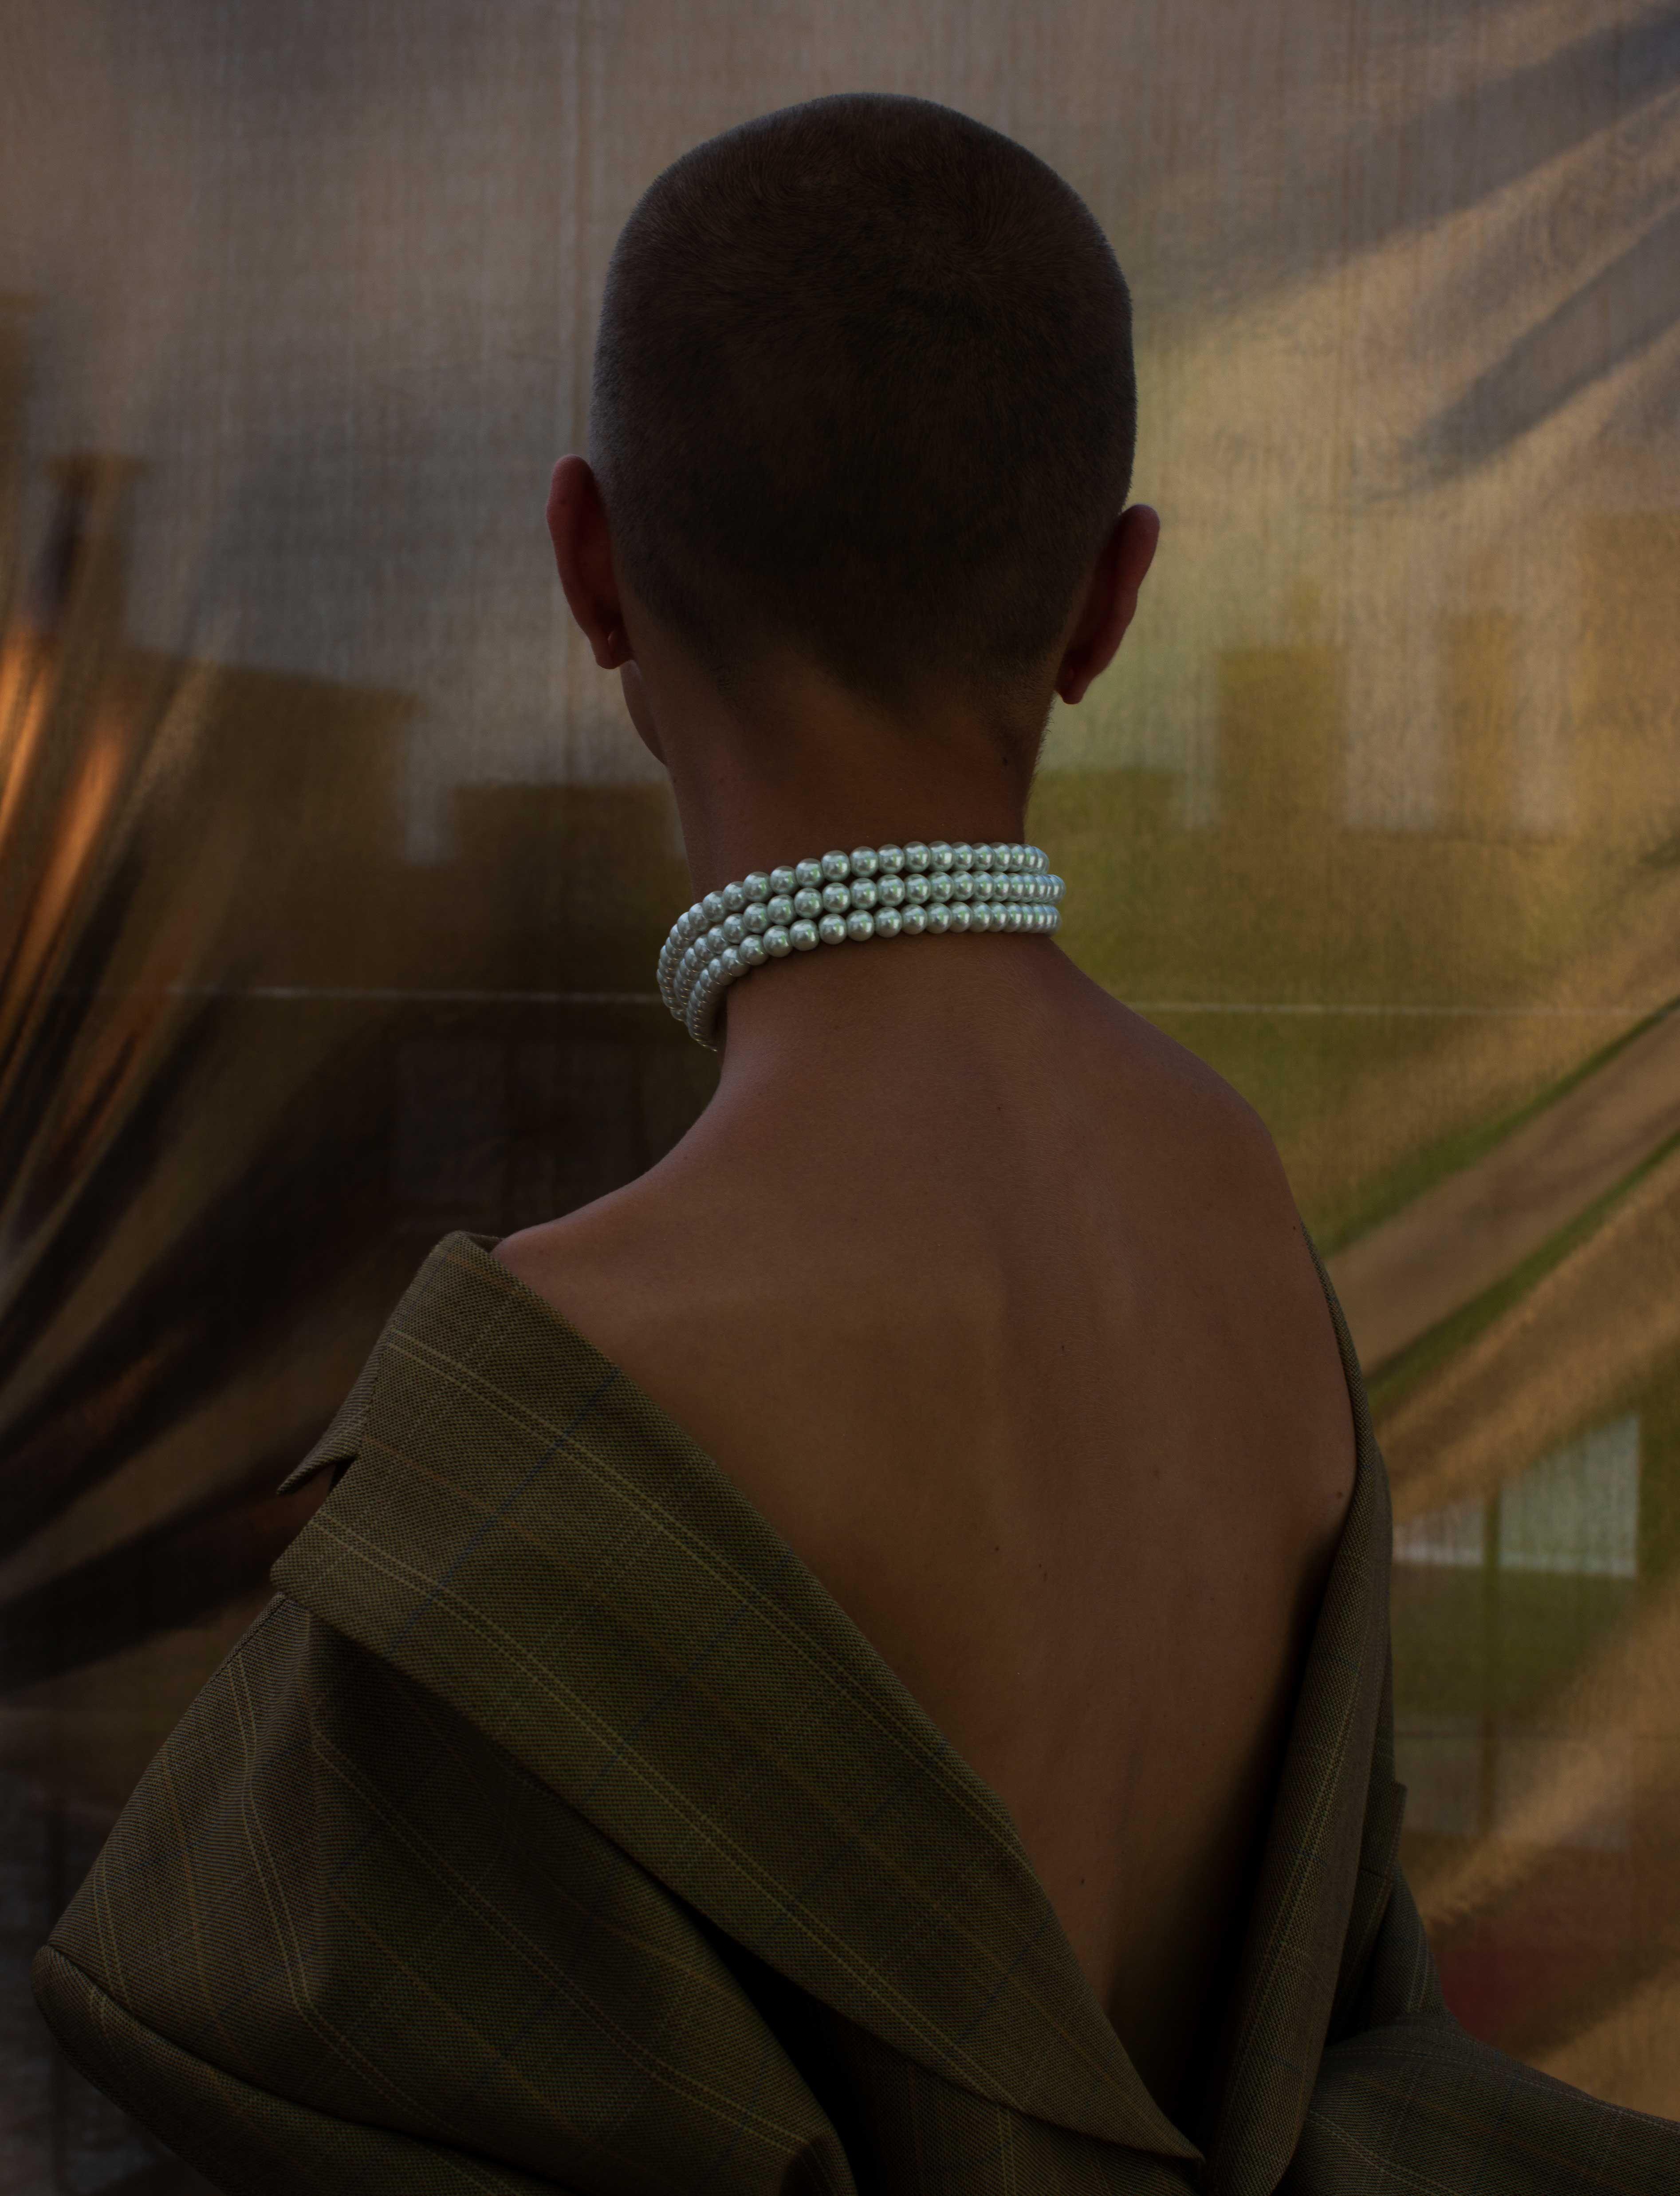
left=2, top=2, right=1678, bottom=2186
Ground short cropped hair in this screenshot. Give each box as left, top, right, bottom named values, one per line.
left=588, top=92, right=1136, bottom=745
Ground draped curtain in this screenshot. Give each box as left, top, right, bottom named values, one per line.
left=3, top=4, right=1678, bottom=2186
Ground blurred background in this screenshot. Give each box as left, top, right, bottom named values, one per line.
left=2, top=0, right=1678, bottom=2187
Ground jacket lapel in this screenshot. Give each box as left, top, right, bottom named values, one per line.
left=272, top=1232, right=1192, bottom=2157
left=270, top=1227, right=1393, bottom=2179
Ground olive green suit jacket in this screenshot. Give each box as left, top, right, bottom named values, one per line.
left=32, top=1230, right=1680, bottom=2192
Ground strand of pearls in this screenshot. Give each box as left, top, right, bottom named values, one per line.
left=657, top=840, right=1065, bottom=1051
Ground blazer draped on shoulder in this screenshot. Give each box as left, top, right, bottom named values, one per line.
left=32, top=1229, right=1680, bottom=2194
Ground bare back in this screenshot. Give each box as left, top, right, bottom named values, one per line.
left=494, top=993, right=1356, bottom=2130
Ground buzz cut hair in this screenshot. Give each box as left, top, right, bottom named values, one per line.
left=588, top=92, right=1137, bottom=756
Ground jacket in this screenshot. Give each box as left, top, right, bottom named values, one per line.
left=32, top=1228, right=1680, bottom=2192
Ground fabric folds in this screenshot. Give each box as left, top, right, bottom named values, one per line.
left=33, top=1231, right=1680, bottom=2193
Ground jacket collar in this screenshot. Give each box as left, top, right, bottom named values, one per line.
left=272, top=1229, right=1392, bottom=2176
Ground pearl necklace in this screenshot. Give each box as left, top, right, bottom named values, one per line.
left=657, top=839, right=1065, bottom=1050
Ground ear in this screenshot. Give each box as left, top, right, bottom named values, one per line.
left=547, top=456, right=631, bottom=670
left=1055, top=505, right=1160, bottom=708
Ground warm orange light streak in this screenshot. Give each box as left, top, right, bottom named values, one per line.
left=0, top=631, right=56, bottom=862
left=0, top=718, right=126, bottom=1078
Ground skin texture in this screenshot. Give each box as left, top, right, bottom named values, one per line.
left=502, top=461, right=1354, bottom=2132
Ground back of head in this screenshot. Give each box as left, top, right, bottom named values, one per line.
left=589, top=93, right=1136, bottom=751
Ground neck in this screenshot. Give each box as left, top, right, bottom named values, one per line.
left=705, top=916, right=1084, bottom=1111
left=649, top=641, right=1047, bottom=897
left=641, top=654, right=1081, bottom=1105
left=642, top=915, right=1103, bottom=1253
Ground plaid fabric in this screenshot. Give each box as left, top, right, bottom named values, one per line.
left=32, top=1230, right=1680, bottom=2194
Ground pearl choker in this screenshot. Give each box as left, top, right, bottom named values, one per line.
left=657, top=840, right=1065, bottom=1051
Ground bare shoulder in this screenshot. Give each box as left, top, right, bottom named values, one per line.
left=1096, top=998, right=1356, bottom=1511
left=1095, top=992, right=1299, bottom=1212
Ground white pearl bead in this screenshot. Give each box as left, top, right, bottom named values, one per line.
left=657, top=839, right=1062, bottom=1045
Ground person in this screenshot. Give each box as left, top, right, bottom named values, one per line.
left=32, top=91, right=1680, bottom=2195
